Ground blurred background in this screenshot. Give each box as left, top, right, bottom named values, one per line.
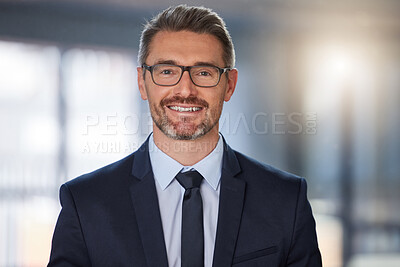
left=0, top=0, right=399, bottom=266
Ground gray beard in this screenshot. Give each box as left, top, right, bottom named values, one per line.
left=151, top=107, right=217, bottom=140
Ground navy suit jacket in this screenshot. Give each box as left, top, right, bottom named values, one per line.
left=49, top=137, right=322, bottom=266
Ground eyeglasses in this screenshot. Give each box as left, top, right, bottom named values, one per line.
left=142, top=63, right=231, bottom=87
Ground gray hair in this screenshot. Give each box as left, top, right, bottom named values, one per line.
left=138, top=5, right=235, bottom=68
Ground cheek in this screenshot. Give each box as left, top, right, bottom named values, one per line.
left=143, top=83, right=161, bottom=103
left=207, top=92, right=225, bottom=114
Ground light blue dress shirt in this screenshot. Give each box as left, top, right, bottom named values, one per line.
left=148, top=134, right=224, bottom=267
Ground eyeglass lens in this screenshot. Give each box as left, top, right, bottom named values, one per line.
left=152, top=64, right=220, bottom=87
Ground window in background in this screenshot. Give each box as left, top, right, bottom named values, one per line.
left=63, top=47, right=140, bottom=180
left=0, top=41, right=60, bottom=266
left=0, top=40, right=139, bottom=266
left=302, top=39, right=400, bottom=267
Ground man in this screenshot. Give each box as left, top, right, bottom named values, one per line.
left=49, top=5, right=322, bottom=267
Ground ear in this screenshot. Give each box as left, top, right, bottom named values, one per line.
left=224, top=68, right=238, bottom=102
left=137, top=67, right=148, bottom=100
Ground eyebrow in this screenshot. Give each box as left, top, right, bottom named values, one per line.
left=194, top=61, right=221, bottom=67
left=155, top=59, right=176, bottom=65
left=153, top=59, right=222, bottom=68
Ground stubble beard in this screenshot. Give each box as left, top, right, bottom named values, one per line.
left=150, top=96, right=223, bottom=141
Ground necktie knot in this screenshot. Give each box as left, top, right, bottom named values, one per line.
left=175, top=170, right=203, bottom=190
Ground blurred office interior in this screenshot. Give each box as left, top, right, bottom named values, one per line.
left=0, top=0, right=399, bottom=266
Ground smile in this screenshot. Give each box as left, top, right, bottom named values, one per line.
left=168, top=106, right=203, bottom=112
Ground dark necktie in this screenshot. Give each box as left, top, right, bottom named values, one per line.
left=175, top=170, right=204, bottom=267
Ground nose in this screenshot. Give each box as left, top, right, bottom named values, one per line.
left=173, top=70, right=198, bottom=97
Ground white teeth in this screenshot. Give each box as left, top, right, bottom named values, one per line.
left=169, top=106, right=202, bottom=112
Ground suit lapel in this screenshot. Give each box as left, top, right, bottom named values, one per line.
left=129, top=135, right=246, bottom=267
left=212, top=139, right=246, bottom=267
left=129, top=138, right=168, bottom=267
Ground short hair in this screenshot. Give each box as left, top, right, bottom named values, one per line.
left=138, top=5, right=235, bottom=68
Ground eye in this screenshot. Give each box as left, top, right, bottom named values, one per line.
left=160, top=69, right=173, bottom=75
left=199, top=71, right=211, bottom=76
left=193, top=67, right=216, bottom=78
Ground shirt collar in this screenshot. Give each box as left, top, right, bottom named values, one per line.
left=148, top=133, right=224, bottom=191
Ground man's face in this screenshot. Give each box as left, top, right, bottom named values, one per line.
left=138, top=30, right=237, bottom=140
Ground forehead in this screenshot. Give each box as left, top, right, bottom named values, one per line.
left=146, top=31, right=224, bottom=66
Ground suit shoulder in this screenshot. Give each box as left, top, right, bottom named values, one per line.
left=233, top=150, right=303, bottom=186
left=231, top=150, right=307, bottom=204
left=65, top=152, right=135, bottom=190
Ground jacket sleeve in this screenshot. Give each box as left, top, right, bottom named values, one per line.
left=48, top=184, right=92, bottom=266
left=286, top=178, right=322, bottom=267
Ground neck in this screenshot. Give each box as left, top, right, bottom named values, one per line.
left=152, top=125, right=220, bottom=166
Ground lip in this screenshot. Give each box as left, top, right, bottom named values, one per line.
left=166, top=104, right=205, bottom=113
left=167, top=103, right=203, bottom=108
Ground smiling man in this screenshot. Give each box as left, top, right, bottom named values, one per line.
left=49, top=5, right=322, bottom=267
left=138, top=30, right=236, bottom=166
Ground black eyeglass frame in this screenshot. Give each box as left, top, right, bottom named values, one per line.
left=142, top=63, right=232, bottom=88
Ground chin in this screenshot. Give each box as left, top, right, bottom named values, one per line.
left=163, top=128, right=206, bottom=141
